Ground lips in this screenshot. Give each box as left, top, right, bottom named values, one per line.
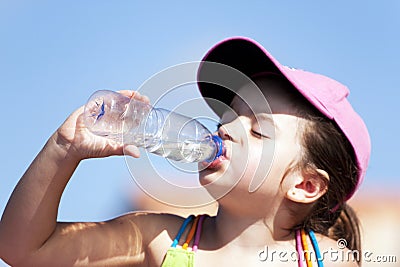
left=205, top=155, right=227, bottom=169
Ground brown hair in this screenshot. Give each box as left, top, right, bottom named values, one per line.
left=298, top=116, right=361, bottom=255
left=291, top=87, right=361, bottom=264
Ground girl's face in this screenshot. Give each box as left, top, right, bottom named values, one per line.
left=199, top=77, right=307, bottom=207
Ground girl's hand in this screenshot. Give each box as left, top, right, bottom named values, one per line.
left=52, top=90, right=150, bottom=161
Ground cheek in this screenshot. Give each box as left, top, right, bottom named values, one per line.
left=230, top=140, right=284, bottom=196
left=232, top=142, right=267, bottom=185
left=261, top=139, right=301, bottom=189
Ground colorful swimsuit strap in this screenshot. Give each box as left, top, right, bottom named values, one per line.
left=171, top=215, right=194, bottom=248
left=295, top=229, right=305, bottom=267
left=192, top=215, right=206, bottom=252
left=182, top=216, right=200, bottom=250
left=308, top=230, right=324, bottom=267
left=301, top=228, right=313, bottom=267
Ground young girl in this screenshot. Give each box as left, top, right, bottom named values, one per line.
left=0, top=37, right=370, bottom=266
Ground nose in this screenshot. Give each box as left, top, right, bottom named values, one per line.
left=218, top=118, right=243, bottom=142
left=217, top=122, right=234, bottom=142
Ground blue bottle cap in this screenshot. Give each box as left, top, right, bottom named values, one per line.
left=211, top=135, right=224, bottom=161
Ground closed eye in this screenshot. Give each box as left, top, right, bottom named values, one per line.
left=251, top=129, right=269, bottom=139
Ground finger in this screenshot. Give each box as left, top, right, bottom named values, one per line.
left=139, top=95, right=150, bottom=104
left=132, top=92, right=150, bottom=104
left=116, top=90, right=151, bottom=104
left=123, top=145, right=141, bottom=158
left=117, top=90, right=135, bottom=98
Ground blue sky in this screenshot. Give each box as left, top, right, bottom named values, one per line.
left=0, top=2, right=399, bottom=263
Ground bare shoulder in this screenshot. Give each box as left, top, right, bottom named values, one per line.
left=115, top=211, right=190, bottom=244
left=116, top=212, right=195, bottom=266
left=316, top=234, right=359, bottom=267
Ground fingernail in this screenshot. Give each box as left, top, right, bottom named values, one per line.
left=124, top=145, right=140, bottom=158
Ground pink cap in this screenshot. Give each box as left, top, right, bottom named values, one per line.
left=197, top=37, right=370, bottom=200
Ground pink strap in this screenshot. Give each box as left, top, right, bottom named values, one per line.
left=296, top=229, right=305, bottom=267
left=192, top=215, right=206, bottom=252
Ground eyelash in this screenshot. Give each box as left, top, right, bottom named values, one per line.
left=251, top=129, right=268, bottom=139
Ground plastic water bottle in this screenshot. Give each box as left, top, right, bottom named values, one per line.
left=83, top=90, right=224, bottom=163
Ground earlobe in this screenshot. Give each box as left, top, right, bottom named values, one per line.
left=285, top=169, right=329, bottom=204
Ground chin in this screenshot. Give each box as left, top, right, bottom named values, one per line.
left=199, top=168, right=243, bottom=195
left=198, top=169, right=218, bottom=186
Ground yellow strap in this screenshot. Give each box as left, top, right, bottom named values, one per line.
left=301, top=229, right=313, bottom=267
left=161, top=248, right=195, bottom=267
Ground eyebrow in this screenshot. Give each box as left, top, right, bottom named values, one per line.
left=229, top=97, right=241, bottom=113
left=230, top=97, right=278, bottom=131
left=256, top=114, right=278, bottom=132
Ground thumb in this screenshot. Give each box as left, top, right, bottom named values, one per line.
left=123, top=145, right=141, bottom=158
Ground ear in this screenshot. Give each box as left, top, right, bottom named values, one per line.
left=286, top=169, right=329, bottom=204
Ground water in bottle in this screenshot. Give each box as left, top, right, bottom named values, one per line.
left=83, top=90, right=224, bottom=163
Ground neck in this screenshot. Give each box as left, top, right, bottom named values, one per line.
left=209, top=199, right=298, bottom=249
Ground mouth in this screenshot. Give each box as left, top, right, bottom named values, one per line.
left=204, top=155, right=227, bottom=169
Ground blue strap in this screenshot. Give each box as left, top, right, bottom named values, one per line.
left=171, top=215, right=194, bottom=248
left=309, top=230, right=324, bottom=267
